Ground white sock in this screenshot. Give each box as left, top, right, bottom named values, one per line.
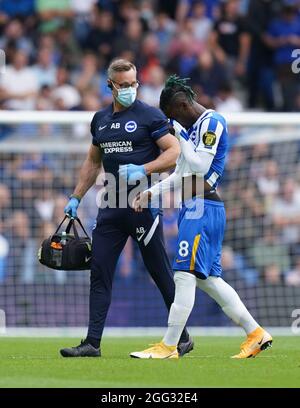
left=163, top=271, right=196, bottom=346
left=196, top=276, right=259, bottom=335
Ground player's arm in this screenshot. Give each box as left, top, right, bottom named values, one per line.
left=144, top=134, right=180, bottom=174
left=72, top=144, right=102, bottom=199
left=178, top=136, right=213, bottom=174
left=119, top=134, right=180, bottom=185
left=119, top=108, right=180, bottom=183
left=171, top=119, right=220, bottom=175
left=133, top=160, right=183, bottom=212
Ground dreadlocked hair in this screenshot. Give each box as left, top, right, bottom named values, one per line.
left=159, top=75, right=195, bottom=112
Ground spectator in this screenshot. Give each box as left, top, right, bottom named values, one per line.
left=270, top=178, right=300, bottom=244
left=256, top=160, right=280, bottom=205
left=166, top=31, right=199, bottom=77
left=190, top=49, right=228, bottom=99
left=71, top=52, right=100, bottom=93
left=247, top=0, right=282, bottom=110
left=153, top=12, right=176, bottom=64
left=0, top=49, right=38, bottom=110
left=221, top=246, right=258, bottom=287
left=214, top=82, right=243, bottom=112
left=0, top=0, right=35, bottom=19
left=176, top=0, right=220, bottom=23
left=263, top=263, right=283, bottom=285
left=209, top=0, right=250, bottom=79
left=285, top=256, right=300, bottom=286
left=0, top=18, right=34, bottom=59
left=51, top=66, right=81, bottom=110
left=265, top=1, right=300, bottom=110
left=139, top=66, right=165, bottom=107
left=249, top=224, right=291, bottom=275
left=70, top=0, right=97, bottom=45
left=113, top=18, right=143, bottom=59
left=36, top=85, right=54, bottom=111
left=32, top=48, right=57, bottom=88
left=84, top=8, right=116, bottom=62
left=187, top=1, right=213, bottom=42
left=36, top=0, right=73, bottom=33
left=138, top=33, right=161, bottom=83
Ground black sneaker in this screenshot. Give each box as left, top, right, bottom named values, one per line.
left=178, top=335, right=194, bottom=357
left=60, top=340, right=101, bottom=357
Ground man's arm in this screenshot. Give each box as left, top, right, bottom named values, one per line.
left=72, top=144, right=102, bottom=199
left=144, top=134, right=180, bottom=175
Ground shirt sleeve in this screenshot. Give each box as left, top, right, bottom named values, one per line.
left=90, top=113, right=98, bottom=146
left=148, top=107, right=170, bottom=141
left=195, top=116, right=224, bottom=156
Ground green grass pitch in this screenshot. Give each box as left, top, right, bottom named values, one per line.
left=0, top=336, right=299, bottom=388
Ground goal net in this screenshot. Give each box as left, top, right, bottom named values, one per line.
left=0, top=111, right=299, bottom=334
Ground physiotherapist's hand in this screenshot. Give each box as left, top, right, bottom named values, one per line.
left=169, top=119, right=189, bottom=141
left=64, top=196, right=80, bottom=218
left=119, top=164, right=146, bottom=183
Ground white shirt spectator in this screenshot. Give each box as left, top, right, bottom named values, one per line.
left=1, top=65, right=39, bottom=110
left=193, top=17, right=212, bottom=42
left=285, top=266, right=300, bottom=287
left=32, top=64, right=57, bottom=87
left=215, top=95, right=243, bottom=112
left=270, top=185, right=300, bottom=244
left=71, top=0, right=96, bottom=14
left=139, top=84, right=164, bottom=107
left=51, top=85, right=81, bottom=109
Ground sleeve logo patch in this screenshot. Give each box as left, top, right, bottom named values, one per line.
left=203, top=131, right=216, bottom=147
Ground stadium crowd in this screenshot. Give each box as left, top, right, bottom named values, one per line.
left=1, top=0, right=300, bottom=326
left=0, top=0, right=300, bottom=113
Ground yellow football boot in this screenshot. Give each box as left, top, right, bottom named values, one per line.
left=232, top=327, right=273, bottom=359
left=130, top=341, right=179, bottom=359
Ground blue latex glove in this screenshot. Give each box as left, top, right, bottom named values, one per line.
left=169, top=119, right=189, bottom=141
left=64, top=197, right=80, bottom=218
left=119, top=164, right=146, bottom=183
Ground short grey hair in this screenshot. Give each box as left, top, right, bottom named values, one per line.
left=107, top=59, right=136, bottom=80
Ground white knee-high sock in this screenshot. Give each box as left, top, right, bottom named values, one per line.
left=163, top=271, right=196, bottom=346
left=196, top=276, right=259, bottom=335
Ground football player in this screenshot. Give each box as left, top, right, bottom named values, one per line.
left=131, top=76, right=272, bottom=359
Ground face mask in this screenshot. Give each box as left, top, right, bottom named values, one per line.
left=116, top=86, right=137, bottom=107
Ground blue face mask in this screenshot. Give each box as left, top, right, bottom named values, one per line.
left=111, top=81, right=137, bottom=107
left=116, top=86, right=137, bottom=107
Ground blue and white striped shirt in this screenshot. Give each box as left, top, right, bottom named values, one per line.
left=187, top=109, right=228, bottom=189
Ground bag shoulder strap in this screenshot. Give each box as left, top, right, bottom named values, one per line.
left=54, top=215, right=69, bottom=234
left=75, top=217, right=90, bottom=238
left=54, top=216, right=90, bottom=239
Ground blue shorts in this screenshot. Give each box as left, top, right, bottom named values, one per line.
left=172, top=198, right=226, bottom=280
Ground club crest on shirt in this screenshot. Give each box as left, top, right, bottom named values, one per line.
left=203, top=130, right=216, bottom=147
left=125, top=121, right=137, bottom=133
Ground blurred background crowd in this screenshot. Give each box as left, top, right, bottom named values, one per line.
left=0, top=0, right=300, bottom=113
left=1, top=0, right=300, bottom=327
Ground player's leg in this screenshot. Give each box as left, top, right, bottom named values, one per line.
left=195, top=203, right=272, bottom=358
left=162, top=271, right=196, bottom=347
left=133, top=209, right=192, bottom=352
left=130, top=205, right=201, bottom=359
left=60, top=213, right=128, bottom=357
left=197, top=262, right=272, bottom=358
left=130, top=270, right=196, bottom=359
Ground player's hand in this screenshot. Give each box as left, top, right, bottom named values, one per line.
left=169, top=119, right=189, bottom=141
left=119, top=164, right=146, bottom=183
left=132, top=191, right=152, bottom=212
left=64, top=197, right=80, bottom=218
